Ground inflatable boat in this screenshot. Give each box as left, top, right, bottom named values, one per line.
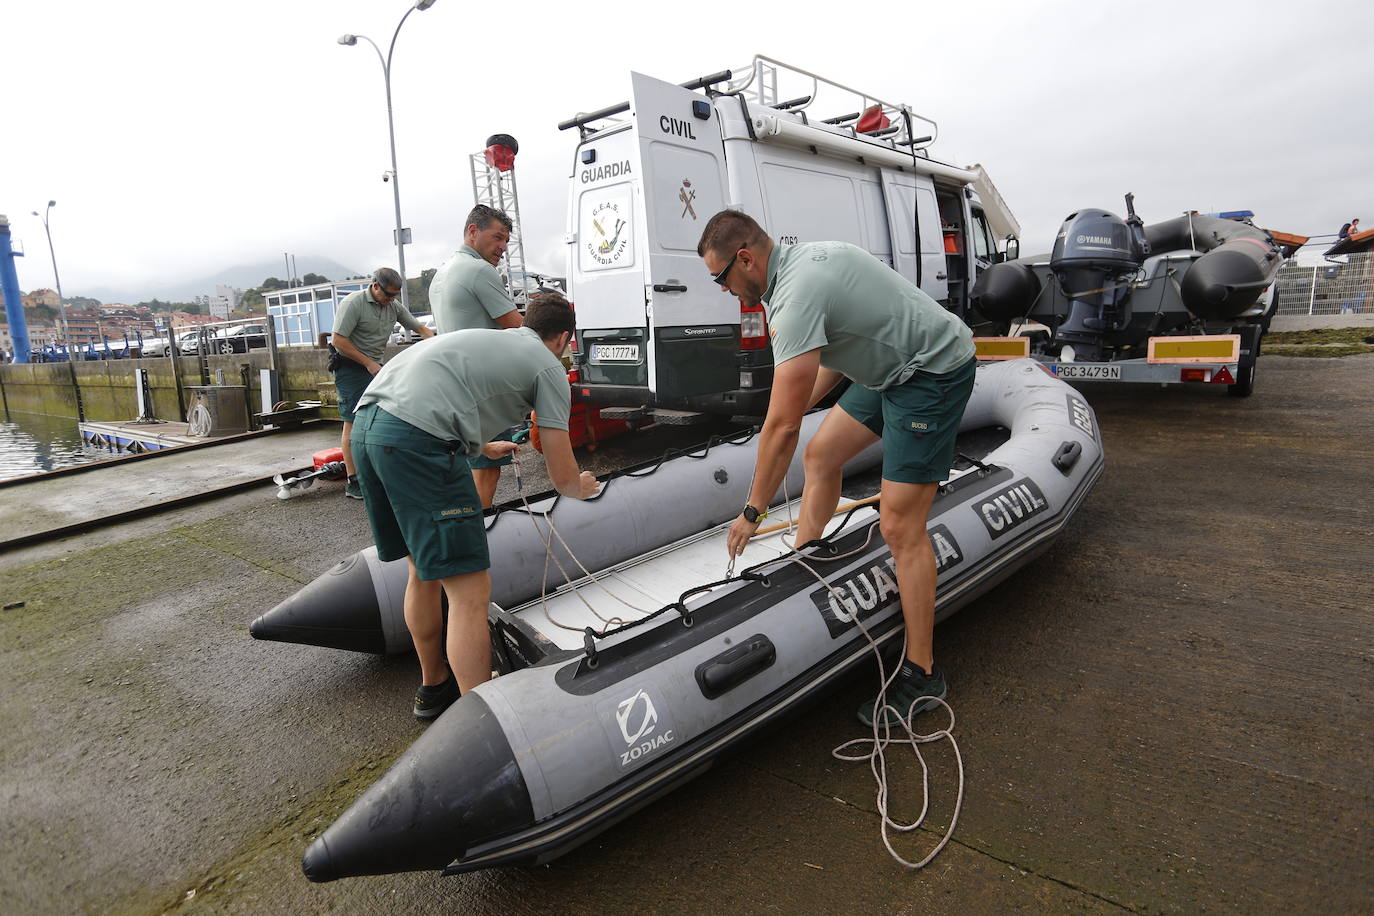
left=250, top=409, right=884, bottom=655
left=297, top=359, right=1106, bottom=881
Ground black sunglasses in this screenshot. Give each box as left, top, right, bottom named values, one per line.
left=374, top=284, right=402, bottom=300
left=711, top=247, right=745, bottom=285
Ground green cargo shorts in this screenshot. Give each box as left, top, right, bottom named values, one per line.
left=837, top=357, right=977, bottom=484
left=350, top=405, right=489, bottom=581
left=333, top=361, right=374, bottom=423
left=468, top=425, right=517, bottom=470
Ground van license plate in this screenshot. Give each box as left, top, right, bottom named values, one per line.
left=1056, top=364, right=1121, bottom=380
left=591, top=344, right=639, bottom=363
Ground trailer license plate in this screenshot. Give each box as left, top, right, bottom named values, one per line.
left=1056, top=364, right=1121, bottom=380
left=591, top=344, right=638, bottom=362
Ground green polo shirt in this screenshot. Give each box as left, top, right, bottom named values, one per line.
left=430, top=245, right=517, bottom=334
left=356, top=326, right=570, bottom=456
left=332, top=287, right=424, bottom=362
left=762, top=241, right=974, bottom=389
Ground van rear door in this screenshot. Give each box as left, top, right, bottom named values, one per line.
left=880, top=172, right=947, bottom=303
left=629, top=72, right=738, bottom=402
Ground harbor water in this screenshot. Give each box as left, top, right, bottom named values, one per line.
left=0, top=411, right=107, bottom=481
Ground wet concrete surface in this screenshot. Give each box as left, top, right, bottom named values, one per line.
left=1, top=356, right=1371, bottom=914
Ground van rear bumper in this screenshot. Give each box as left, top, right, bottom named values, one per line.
left=572, top=382, right=772, bottom=417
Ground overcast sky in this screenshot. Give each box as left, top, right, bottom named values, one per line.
left=4, top=0, right=1367, bottom=302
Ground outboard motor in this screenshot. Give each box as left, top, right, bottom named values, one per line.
left=1051, top=194, right=1149, bottom=360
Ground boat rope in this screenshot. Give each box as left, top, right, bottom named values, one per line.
left=749, top=481, right=966, bottom=871
left=516, top=453, right=964, bottom=869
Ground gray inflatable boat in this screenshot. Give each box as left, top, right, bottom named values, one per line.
left=300, top=359, right=1105, bottom=881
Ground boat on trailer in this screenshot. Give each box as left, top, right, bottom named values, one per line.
left=297, top=359, right=1105, bottom=881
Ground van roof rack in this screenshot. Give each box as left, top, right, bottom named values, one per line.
left=557, top=55, right=938, bottom=151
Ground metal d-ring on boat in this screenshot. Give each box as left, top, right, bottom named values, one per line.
left=297, top=359, right=1105, bottom=882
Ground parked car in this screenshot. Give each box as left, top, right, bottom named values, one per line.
left=141, top=330, right=203, bottom=357
left=389, top=314, right=436, bottom=345
left=210, top=323, right=269, bottom=354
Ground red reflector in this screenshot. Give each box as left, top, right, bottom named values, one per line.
left=1179, top=368, right=1209, bottom=382
left=580, top=388, right=591, bottom=398
left=567, top=368, right=580, bottom=383
left=1211, top=367, right=1235, bottom=384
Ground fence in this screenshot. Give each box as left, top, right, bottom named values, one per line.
left=1274, top=251, right=1374, bottom=316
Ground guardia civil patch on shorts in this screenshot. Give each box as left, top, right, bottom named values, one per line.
left=436, top=506, right=478, bottom=518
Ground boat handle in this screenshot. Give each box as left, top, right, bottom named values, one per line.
left=1053, top=440, right=1082, bottom=475
left=695, top=634, right=776, bottom=699
left=653, top=283, right=688, bottom=293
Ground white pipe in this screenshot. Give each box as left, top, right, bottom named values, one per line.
left=753, top=115, right=978, bottom=183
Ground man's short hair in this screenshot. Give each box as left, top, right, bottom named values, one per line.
left=697, top=209, right=770, bottom=258
left=372, top=267, right=403, bottom=290
left=522, top=292, right=575, bottom=341
left=466, top=204, right=513, bottom=234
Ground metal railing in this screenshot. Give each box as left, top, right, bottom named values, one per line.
left=1274, top=252, right=1374, bottom=316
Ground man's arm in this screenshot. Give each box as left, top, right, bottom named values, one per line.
left=331, top=332, right=381, bottom=375
left=726, top=350, right=820, bottom=558
left=537, top=428, right=601, bottom=499
left=493, top=310, right=522, bottom=329
left=808, top=366, right=844, bottom=408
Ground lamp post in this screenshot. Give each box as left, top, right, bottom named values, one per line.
left=32, top=200, right=72, bottom=357
left=338, top=0, right=438, bottom=310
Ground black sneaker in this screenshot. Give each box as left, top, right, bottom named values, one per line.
left=856, top=663, right=947, bottom=728
left=413, top=676, right=460, bottom=721
left=344, top=477, right=364, bottom=500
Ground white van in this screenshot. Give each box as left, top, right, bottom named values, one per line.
left=561, top=55, right=1020, bottom=418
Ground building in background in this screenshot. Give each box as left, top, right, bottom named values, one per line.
left=263, top=278, right=368, bottom=347
left=208, top=284, right=242, bottom=320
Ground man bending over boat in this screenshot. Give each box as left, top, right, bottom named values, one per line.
left=697, top=210, right=976, bottom=727
left=350, top=294, right=601, bottom=720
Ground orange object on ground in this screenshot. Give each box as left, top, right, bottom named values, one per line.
left=530, top=405, right=630, bottom=454
left=313, top=447, right=345, bottom=469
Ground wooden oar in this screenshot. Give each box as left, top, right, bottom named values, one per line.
left=752, top=494, right=882, bottom=538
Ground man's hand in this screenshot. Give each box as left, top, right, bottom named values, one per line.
left=367, top=361, right=381, bottom=376
left=726, top=513, right=760, bottom=559
left=574, top=471, right=602, bottom=500
left=481, top=440, right=519, bottom=460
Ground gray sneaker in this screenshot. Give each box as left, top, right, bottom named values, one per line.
left=857, top=663, right=947, bottom=728
left=343, top=477, right=364, bottom=500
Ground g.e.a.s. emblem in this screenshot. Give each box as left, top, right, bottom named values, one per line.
left=809, top=526, right=963, bottom=639
left=586, top=199, right=630, bottom=267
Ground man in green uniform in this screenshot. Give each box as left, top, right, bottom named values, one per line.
left=697, top=210, right=976, bottom=728
left=331, top=268, right=433, bottom=499
left=351, top=294, right=600, bottom=720
left=430, top=205, right=525, bottom=508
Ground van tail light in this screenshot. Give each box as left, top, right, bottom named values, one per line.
left=740, top=299, right=768, bottom=350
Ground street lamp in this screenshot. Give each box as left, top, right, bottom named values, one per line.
left=338, top=0, right=439, bottom=310
left=31, top=200, right=72, bottom=357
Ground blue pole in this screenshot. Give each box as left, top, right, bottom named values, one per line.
left=0, top=214, right=32, bottom=363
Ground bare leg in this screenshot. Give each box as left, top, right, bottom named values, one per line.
left=341, top=421, right=355, bottom=477
left=795, top=406, right=880, bottom=545
left=441, top=570, right=493, bottom=693
left=402, top=559, right=447, bottom=685
left=472, top=466, right=501, bottom=510
left=878, top=478, right=940, bottom=673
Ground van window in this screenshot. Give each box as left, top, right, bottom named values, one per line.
left=578, top=182, right=636, bottom=273
left=972, top=209, right=994, bottom=260
left=760, top=162, right=862, bottom=246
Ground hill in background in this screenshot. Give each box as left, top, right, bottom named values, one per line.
left=84, top=256, right=362, bottom=304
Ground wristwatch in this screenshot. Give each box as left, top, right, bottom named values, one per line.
left=742, top=503, right=767, bottom=524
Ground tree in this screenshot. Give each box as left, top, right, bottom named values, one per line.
left=301, top=272, right=329, bottom=286
left=67, top=295, right=102, bottom=308
left=240, top=288, right=265, bottom=311
left=260, top=277, right=289, bottom=291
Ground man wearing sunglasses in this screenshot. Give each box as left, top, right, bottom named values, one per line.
left=697, top=209, right=976, bottom=728
left=331, top=267, right=434, bottom=500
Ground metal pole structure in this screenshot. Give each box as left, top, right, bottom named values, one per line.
left=33, top=201, right=71, bottom=357
left=338, top=1, right=439, bottom=311
left=1308, top=264, right=1318, bottom=316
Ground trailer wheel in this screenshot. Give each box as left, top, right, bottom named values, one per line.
left=1228, top=326, right=1261, bottom=397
